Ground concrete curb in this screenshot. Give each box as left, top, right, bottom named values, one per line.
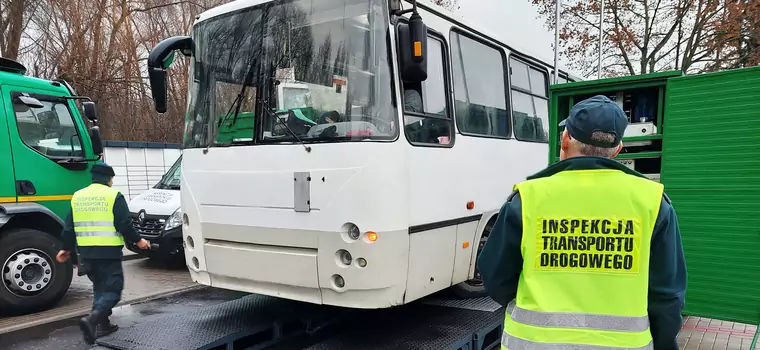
left=0, top=285, right=205, bottom=335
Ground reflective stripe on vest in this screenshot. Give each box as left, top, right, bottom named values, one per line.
left=502, top=333, right=653, bottom=350
left=501, top=168, right=663, bottom=349
left=501, top=301, right=654, bottom=349
left=71, top=184, right=124, bottom=247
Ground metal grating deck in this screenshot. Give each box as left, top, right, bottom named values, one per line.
left=95, top=293, right=506, bottom=350
left=303, top=301, right=505, bottom=350
left=95, top=294, right=339, bottom=350
left=420, top=296, right=503, bottom=312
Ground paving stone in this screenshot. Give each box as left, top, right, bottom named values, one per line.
left=679, top=316, right=759, bottom=349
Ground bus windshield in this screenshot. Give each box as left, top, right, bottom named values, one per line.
left=184, top=0, right=396, bottom=148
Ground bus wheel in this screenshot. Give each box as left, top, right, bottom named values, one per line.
left=450, top=220, right=493, bottom=299
left=0, top=228, right=73, bottom=316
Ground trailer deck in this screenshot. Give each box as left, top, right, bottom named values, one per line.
left=93, top=294, right=504, bottom=350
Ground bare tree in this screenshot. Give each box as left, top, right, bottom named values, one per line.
left=17, top=0, right=229, bottom=143
left=432, top=0, right=459, bottom=11
left=1, top=0, right=40, bottom=59
left=705, top=0, right=760, bottom=70
left=530, top=0, right=731, bottom=78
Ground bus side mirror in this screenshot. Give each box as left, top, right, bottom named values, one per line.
left=82, top=101, right=98, bottom=122
left=148, top=68, right=168, bottom=114
left=409, top=13, right=426, bottom=64
left=147, top=36, right=194, bottom=114
left=90, top=126, right=103, bottom=156
left=397, top=16, right=428, bottom=82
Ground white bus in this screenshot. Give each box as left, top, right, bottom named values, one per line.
left=146, top=0, right=578, bottom=309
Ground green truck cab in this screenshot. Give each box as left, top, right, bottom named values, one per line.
left=548, top=66, right=760, bottom=326
left=0, top=57, right=105, bottom=315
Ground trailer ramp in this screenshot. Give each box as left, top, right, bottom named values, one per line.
left=94, top=294, right=343, bottom=350
left=94, top=294, right=505, bottom=350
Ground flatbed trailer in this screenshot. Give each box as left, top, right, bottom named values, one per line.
left=92, top=293, right=505, bottom=350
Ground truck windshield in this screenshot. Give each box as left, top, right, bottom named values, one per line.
left=184, top=0, right=396, bottom=148
left=155, top=156, right=182, bottom=190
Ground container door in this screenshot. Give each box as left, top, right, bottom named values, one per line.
left=1, top=85, right=93, bottom=218
left=0, top=92, right=17, bottom=204
left=660, top=67, right=760, bottom=324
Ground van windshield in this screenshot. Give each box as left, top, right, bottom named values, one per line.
left=155, top=156, right=182, bottom=190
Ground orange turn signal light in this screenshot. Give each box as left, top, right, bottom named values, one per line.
left=463, top=241, right=470, bottom=249
left=466, top=201, right=475, bottom=210
left=367, top=231, right=378, bottom=242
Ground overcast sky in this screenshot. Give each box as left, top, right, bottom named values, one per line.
left=455, top=0, right=576, bottom=76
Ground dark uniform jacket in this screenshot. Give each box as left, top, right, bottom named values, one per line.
left=478, top=156, right=687, bottom=350
left=60, top=181, right=143, bottom=260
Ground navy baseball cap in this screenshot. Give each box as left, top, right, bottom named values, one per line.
left=558, top=95, right=628, bottom=148
left=91, top=161, right=115, bottom=177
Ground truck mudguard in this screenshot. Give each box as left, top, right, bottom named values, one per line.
left=0, top=202, right=65, bottom=230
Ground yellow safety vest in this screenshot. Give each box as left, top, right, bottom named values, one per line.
left=71, top=183, right=125, bottom=247
left=502, top=169, right=663, bottom=350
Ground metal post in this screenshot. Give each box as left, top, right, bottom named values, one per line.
left=598, top=0, right=604, bottom=79
left=553, top=0, right=560, bottom=84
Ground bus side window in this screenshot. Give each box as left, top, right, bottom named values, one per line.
left=511, top=58, right=549, bottom=143
left=449, top=31, right=509, bottom=139
left=401, top=34, right=453, bottom=146
left=551, top=71, right=569, bottom=85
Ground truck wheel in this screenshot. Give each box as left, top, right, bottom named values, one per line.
left=0, top=228, right=73, bottom=316
left=450, top=219, right=493, bottom=299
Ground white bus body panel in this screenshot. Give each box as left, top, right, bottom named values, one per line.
left=182, top=143, right=413, bottom=308
left=184, top=0, right=553, bottom=309
left=182, top=140, right=546, bottom=308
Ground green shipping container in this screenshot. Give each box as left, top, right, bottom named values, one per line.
left=548, top=66, right=760, bottom=325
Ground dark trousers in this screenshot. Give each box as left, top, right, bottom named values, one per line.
left=83, top=258, right=124, bottom=318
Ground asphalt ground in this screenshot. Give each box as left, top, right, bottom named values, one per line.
left=0, top=256, right=195, bottom=335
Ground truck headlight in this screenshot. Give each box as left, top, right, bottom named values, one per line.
left=164, top=208, right=182, bottom=230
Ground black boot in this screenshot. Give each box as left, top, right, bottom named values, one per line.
left=78, top=310, right=103, bottom=345
left=96, top=318, right=119, bottom=338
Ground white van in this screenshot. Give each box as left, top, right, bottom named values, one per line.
left=126, top=155, right=182, bottom=262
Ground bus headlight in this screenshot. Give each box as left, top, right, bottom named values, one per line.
left=164, top=208, right=183, bottom=230
left=347, top=224, right=360, bottom=240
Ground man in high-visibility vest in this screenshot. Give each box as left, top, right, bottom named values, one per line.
left=56, top=161, right=151, bottom=344
left=478, top=95, right=687, bottom=350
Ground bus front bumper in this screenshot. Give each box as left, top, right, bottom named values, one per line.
left=184, top=228, right=411, bottom=309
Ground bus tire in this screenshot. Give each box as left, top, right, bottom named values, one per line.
left=450, top=218, right=494, bottom=299
left=0, top=228, right=73, bottom=316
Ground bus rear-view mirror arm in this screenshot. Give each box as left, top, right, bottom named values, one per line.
left=147, top=36, right=194, bottom=114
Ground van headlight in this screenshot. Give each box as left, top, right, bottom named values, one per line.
left=164, top=208, right=182, bottom=230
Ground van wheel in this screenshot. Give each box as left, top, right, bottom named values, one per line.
left=450, top=220, right=493, bottom=298
left=0, top=228, right=73, bottom=316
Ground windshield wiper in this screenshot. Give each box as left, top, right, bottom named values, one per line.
left=260, top=99, right=311, bottom=153
left=203, top=93, right=244, bottom=153
left=203, top=59, right=259, bottom=154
